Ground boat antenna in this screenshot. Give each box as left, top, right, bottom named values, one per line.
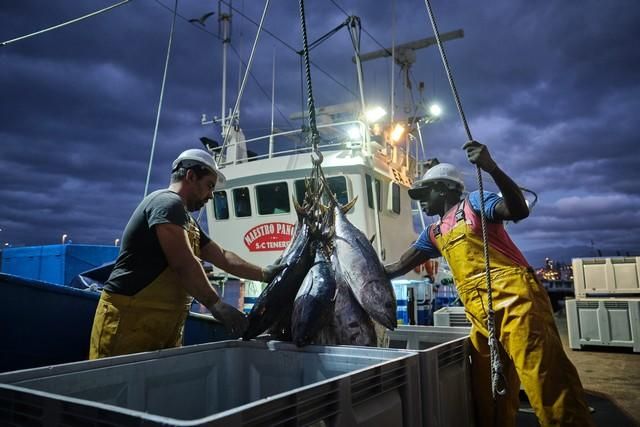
left=218, top=0, right=271, bottom=162
left=422, top=0, right=507, bottom=399
left=144, top=0, right=178, bottom=197
left=1, top=0, right=132, bottom=48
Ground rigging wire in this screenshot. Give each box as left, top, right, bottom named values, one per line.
left=1, top=0, right=132, bottom=47
left=152, top=0, right=292, bottom=130
left=144, top=0, right=178, bottom=198
left=327, top=0, right=391, bottom=55
left=218, top=0, right=357, bottom=98
left=422, top=0, right=507, bottom=400
left=219, top=0, right=271, bottom=155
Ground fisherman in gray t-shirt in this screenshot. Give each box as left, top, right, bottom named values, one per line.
left=89, top=149, right=282, bottom=359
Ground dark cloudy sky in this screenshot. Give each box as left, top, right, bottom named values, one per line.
left=1, top=0, right=638, bottom=266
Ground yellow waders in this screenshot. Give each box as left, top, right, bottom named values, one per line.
left=89, top=217, right=201, bottom=359
left=433, top=200, right=593, bottom=427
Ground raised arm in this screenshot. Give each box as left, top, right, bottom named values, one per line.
left=463, top=140, right=529, bottom=221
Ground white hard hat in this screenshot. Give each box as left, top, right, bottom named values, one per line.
left=172, top=149, right=226, bottom=184
left=408, top=163, right=464, bottom=199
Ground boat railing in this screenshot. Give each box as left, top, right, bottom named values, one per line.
left=217, top=120, right=376, bottom=167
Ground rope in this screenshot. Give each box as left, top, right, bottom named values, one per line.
left=1, top=0, right=132, bottom=47
left=422, top=0, right=506, bottom=399
left=144, top=0, right=177, bottom=197
left=298, top=0, right=322, bottom=166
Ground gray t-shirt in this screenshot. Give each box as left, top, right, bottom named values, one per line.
left=104, top=189, right=211, bottom=295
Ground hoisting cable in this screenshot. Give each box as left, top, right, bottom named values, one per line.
left=298, top=0, right=322, bottom=169
left=1, top=0, right=132, bottom=47
left=217, top=0, right=271, bottom=162
left=422, top=0, right=507, bottom=400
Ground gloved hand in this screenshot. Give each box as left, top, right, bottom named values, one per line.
left=462, top=140, right=497, bottom=173
left=262, top=263, right=287, bottom=283
left=208, top=299, right=248, bottom=337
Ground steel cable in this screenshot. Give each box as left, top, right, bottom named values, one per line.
left=422, top=0, right=506, bottom=400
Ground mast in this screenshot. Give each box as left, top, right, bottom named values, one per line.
left=219, top=3, right=231, bottom=133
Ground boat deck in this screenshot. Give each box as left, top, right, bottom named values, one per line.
left=517, top=313, right=640, bottom=426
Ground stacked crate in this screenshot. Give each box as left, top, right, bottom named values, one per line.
left=567, top=257, right=640, bottom=352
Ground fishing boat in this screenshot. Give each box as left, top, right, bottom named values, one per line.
left=193, top=6, right=462, bottom=318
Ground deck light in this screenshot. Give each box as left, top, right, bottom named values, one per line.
left=347, top=127, right=362, bottom=140
left=429, top=104, right=442, bottom=117
left=390, top=123, right=405, bottom=143
left=364, top=106, right=386, bottom=123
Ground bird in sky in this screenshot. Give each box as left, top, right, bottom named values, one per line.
left=188, top=11, right=215, bottom=27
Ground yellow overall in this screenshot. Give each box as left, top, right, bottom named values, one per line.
left=89, top=217, right=200, bottom=359
left=432, top=200, right=593, bottom=427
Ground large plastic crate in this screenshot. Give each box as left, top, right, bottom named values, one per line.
left=387, top=325, right=473, bottom=427
left=433, top=306, right=471, bottom=327
left=1, top=244, right=119, bottom=286
left=0, top=340, right=422, bottom=426
left=566, top=298, right=640, bottom=353
left=572, top=257, right=640, bottom=297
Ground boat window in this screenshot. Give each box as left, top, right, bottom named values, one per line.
left=390, top=182, right=401, bottom=214
left=213, top=191, right=229, bottom=220
left=327, top=176, right=348, bottom=205
left=294, top=180, right=306, bottom=204
left=256, top=182, right=291, bottom=215
left=365, top=174, right=381, bottom=211
left=233, top=187, right=252, bottom=217
left=294, top=176, right=349, bottom=206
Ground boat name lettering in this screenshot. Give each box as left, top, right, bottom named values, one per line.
left=244, top=222, right=295, bottom=252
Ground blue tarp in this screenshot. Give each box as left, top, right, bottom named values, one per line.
left=1, top=244, right=119, bottom=286
left=0, top=273, right=230, bottom=373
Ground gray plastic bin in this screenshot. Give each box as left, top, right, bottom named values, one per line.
left=387, top=325, right=474, bottom=427
left=0, top=340, right=422, bottom=426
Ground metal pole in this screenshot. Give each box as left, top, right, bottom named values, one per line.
left=269, top=48, right=276, bottom=158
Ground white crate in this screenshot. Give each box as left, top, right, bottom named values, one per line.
left=572, top=257, right=640, bottom=297
left=566, top=298, right=640, bottom=353
left=433, top=306, right=471, bottom=327
left=386, top=326, right=474, bottom=427
left=0, top=340, right=422, bottom=426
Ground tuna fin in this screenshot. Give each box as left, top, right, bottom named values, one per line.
left=340, top=196, right=358, bottom=214
left=369, top=234, right=376, bottom=245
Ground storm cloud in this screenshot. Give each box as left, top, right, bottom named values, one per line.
left=1, top=0, right=638, bottom=265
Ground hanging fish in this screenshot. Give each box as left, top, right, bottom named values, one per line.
left=331, top=197, right=397, bottom=330
left=324, top=276, right=377, bottom=347
left=243, top=215, right=314, bottom=340
left=291, top=242, right=337, bottom=347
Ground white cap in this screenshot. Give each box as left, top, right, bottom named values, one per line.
left=408, top=163, right=464, bottom=199
left=172, top=149, right=226, bottom=185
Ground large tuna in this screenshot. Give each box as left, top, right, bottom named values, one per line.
left=331, top=198, right=397, bottom=330
left=243, top=216, right=314, bottom=340
left=332, top=278, right=377, bottom=346
left=291, top=243, right=337, bottom=347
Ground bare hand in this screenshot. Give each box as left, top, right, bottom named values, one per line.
left=462, top=140, right=497, bottom=173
